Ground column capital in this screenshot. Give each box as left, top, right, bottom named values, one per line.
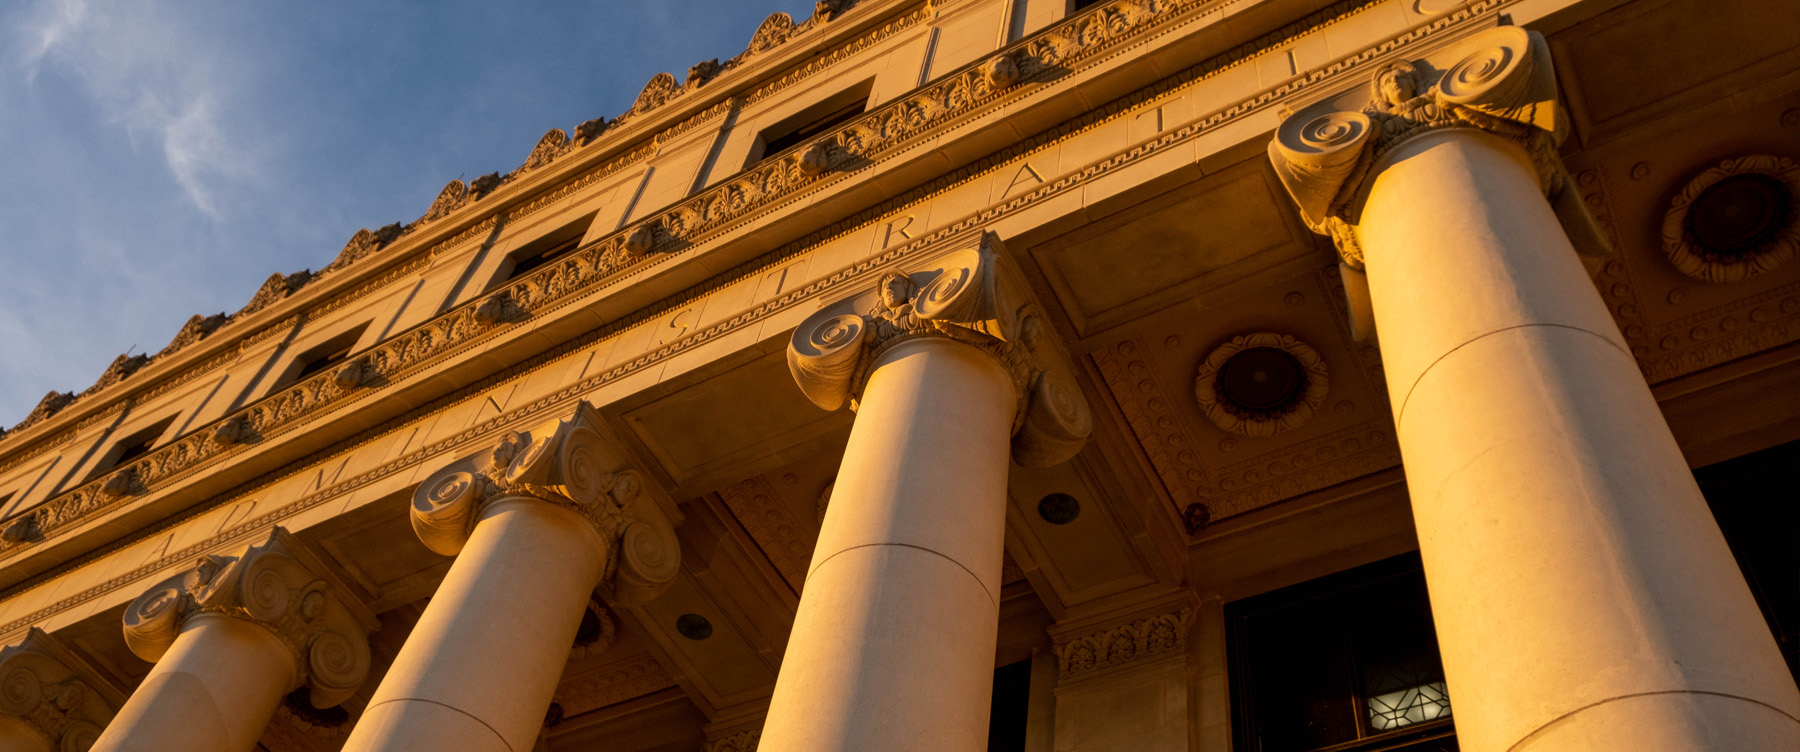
left=0, top=628, right=127, bottom=752
left=786, top=231, right=1092, bottom=467
left=408, top=402, right=683, bottom=605
left=1269, top=25, right=1566, bottom=269
left=119, top=527, right=377, bottom=710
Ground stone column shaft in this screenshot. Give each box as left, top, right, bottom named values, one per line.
left=92, top=528, right=374, bottom=752
left=1268, top=25, right=1800, bottom=751
left=92, top=614, right=294, bottom=752
left=346, top=499, right=605, bottom=752
left=340, top=404, right=681, bottom=752
left=1361, top=127, right=1800, bottom=750
left=762, top=337, right=1016, bottom=750
left=769, top=234, right=1092, bottom=751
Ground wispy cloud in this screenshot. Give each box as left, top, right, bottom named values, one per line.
left=11, top=0, right=254, bottom=217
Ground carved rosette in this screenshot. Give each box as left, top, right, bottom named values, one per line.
left=0, top=629, right=126, bottom=752
left=409, top=403, right=682, bottom=605
left=1193, top=333, right=1329, bottom=438
left=1661, top=154, right=1800, bottom=283
left=786, top=232, right=1092, bottom=467
left=120, top=528, right=377, bottom=709
left=1269, top=26, right=1566, bottom=269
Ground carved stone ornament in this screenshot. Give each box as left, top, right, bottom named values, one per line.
left=1661, top=154, right=1800, bottom=283
left=332, top=357, right=375, bottom=391
left=98, top=467, right=140, bottom=500
left=409, top=402, right=683, bottom=605
left=210, top=416, right=249, bottom=447
left=747, top=13, right=794, bottom=55
left=158, top=312, right=229, bottom=358
left=81, top=354, right=151, bottom=397
left=121, top=527, right=377, bottom=709
left=1269, top=25, right=1566, bottom=269
left=981, top=53, right=1020, bottom=90
left=239, top=270, right=315, bottom=317
left=469, top=172, right=505, bottom=198
left=1057, top=608, right=1193, bottom=681
left=686, top=59, right=724, bottom=89
left=474, top=291, right=525, bottom=326
left=1193, top=333, right=1329, bottom=438
left=0, top=628, right=127, bottom=752
left=12, top=392, right=75, bottom=433
left=798, top=141, right=833, bottom=176
left=420, top=179, right=471, bottom=223
left=574, top=118, right=609, bottom=146
left=623, top=223, right=660, bottom=254
left=786, top=232, right=1093, bottom=467
left=633, top=73, right=679, bottom=114
left=520, top=129, right=572, bottom=173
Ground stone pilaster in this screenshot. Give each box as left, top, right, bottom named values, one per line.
left=0, top=629, right=128, bottom=752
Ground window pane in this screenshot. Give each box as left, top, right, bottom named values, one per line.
left=1240, top=597, right=1359, bottom=751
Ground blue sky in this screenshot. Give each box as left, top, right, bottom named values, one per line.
left=0, top=0, right=818, bottom=426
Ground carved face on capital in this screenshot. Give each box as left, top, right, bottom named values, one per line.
left=1374, top=64, right=1420, bottom=108
left=879, top=273, right=913, bottom=311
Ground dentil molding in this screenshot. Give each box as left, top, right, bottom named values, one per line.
left=120, top=527, right=377, bottom=710
left=787, top=231, right=1093, bottom=467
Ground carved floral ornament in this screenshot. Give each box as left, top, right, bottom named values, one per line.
left=1194, top=333, right=1329, bottom=438
left=0, top=628, right=125, bottom=752
left=1057, top=607, right=1193, bottom=680
left=1268, top=25, right=1572, bottom=270
left=409, top=403, right=682, bottom=605
left=787, top=232, right=1093, bottom=467
left=121, top=527, right=377, bottom=710
left=1662, top=154, right=1799, bottom=283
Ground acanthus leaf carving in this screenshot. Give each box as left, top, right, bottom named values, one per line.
left=633, top=73, right=679, bottom=115
left=409, top=402, right=681, bottom=605
left=747, top=13, right=794, bottom=55
left=239, top=270, right=315, bottom=318
left=786, top=232, right=1091, bottom=467
left=1056, top=607, right=1193, bottom=680
left=120, top=527, right=376, bottom=709
left=520, top=129, right=572, bottom=173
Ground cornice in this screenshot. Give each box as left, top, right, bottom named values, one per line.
left=0, top=0, right=1523, bottom=636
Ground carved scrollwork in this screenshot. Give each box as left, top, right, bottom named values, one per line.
left=633, top=73, right=679, bottom=114
left=119, top=528, right=376, bottom=709
left=520, top=129, right=572, bottom=173
left=1056, top=608, right=1193, bottom=680
left=1269, top=25, right=1562, bottom=269
left=786, top=232, right=1091, bottom=467
left=158, top=312, right=229, bottom=358
left=408, top=403, right=682, bottom=604
left=0, top=629, right=124, bottom=752
left=239, top=270, right=315, bottom=317
left=420, top=179, right=471, bottom=223
left=1661, top=154, right=1800, bottom=283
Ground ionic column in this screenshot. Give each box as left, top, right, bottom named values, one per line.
left=93, top=528, right=375, bottom=752
left=766, top=234, right=1091, bottom=751
left=341, top=404, right=681, bottom=752
left=1269, top=26, right=1800, bottom=752
left=0, top=628, right=128, bottom=752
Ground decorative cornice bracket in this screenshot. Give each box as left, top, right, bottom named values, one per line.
left=409, top=402, right=682, bottom=605
left=787, top=231, right=1092, bottom=467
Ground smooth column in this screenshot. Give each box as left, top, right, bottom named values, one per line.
left=1359, top=128, right=1800, bottom=751
left=91, top=614, right=295, bottom=752
left=761, top=337, right=1018, bottom=752
left=342, top=498, right=607, bottom=752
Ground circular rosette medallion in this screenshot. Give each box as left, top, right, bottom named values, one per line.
left=1194, top=333, right=1330, bottom=438
left=1662, top=155, right=1799, bottom=283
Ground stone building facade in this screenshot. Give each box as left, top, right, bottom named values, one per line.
left=0, top=0, right=1796, bottom=750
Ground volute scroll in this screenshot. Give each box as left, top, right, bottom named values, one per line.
left=786, top=232, right=1092, bottom=467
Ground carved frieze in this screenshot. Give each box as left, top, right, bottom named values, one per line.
left=409, top=403, right=681, bottom=605
left=0, top=628, right=125, bottom=752
left=788, top=232, right=1092, bottom=467
left=120, top=527, right=376, bottom=709
left=1269, top=25, right=1566, bottom=268
left=1057, top=607, right=1192, bottom=681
